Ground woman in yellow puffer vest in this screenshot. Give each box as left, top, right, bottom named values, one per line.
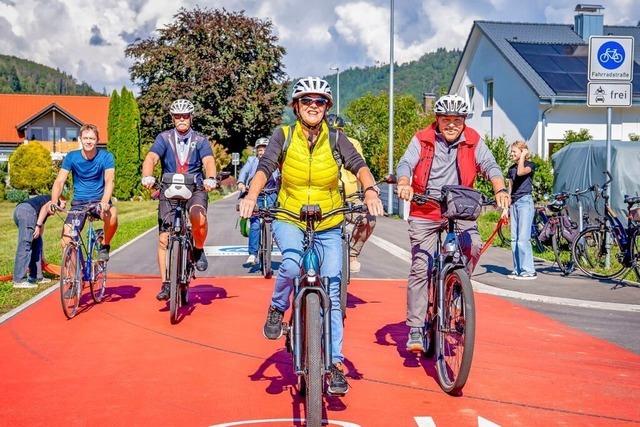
left=238, top=77, right=383, bottom=395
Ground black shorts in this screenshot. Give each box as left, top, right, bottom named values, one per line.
left=158, top=190, right=208, bottom=232
left=64, top=200, right=105, bottom=231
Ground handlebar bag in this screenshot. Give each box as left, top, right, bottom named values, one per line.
left=440, top=185, right=483, bottom=221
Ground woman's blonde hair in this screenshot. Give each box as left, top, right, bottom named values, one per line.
left=511, top=140, right=531, bottom=160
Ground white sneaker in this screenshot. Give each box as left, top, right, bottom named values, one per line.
left=36, top=277, right=52, bottom=284
left=507, top=271, right=519, bottom=279
left=515, top=272, right=537, bottom=280
left=13, top=281, right=38, bottom=289
left=246, top=254, right=257, bottom=265
left=350, top=257, right=361, bottom=273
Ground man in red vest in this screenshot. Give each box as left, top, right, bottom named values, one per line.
left=396, top=94, right=510, bottom=353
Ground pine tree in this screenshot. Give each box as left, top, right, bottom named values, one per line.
left=111, top=88, right=141, bottom=199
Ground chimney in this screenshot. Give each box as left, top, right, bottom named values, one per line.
left=574, top=4, right=604, bottom=41
left=423, top=92, right=436, bottom=113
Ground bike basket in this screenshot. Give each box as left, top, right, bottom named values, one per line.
left=440, top=185, right=483, bottom=221
left=161, top=173, right=196, bottom=200
left=560, top=215, right=579, bottom=243
left=630, top=206, right=640, bottom=222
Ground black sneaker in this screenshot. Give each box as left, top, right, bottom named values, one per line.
left=327, top=362, right=349, bottom=395
left=98, top=244, right=110, bottom=262
left=406, top=327, right=425, bottom=353
left=263, top=306, right=284, bottom=339
left=193, top=248, right=208, bottom=272
left=156, top=282, right=170, bottom=301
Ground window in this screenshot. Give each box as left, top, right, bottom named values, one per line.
left=48, top=127, right=61, bottom=141
left=466, top=85, right=475, bottom=113
left=548, top=139, right=567, bottom=157
left=484, top=80, right=494, bottom=110
left=66, top=127, right=78, bottom=141
left=29, top=127, right=43, bottom=140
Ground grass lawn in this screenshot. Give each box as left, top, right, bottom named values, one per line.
left=0, top=192, right=225, bottom=315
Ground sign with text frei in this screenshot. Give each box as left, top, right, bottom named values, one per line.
left=588, top=36, right=634, bottom=81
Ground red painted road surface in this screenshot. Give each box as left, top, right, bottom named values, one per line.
left=1, top=277, right=638, bottom=426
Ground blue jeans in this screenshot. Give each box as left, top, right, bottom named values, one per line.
left=13, top=204, right=44, bottom=282
left=510, top=195, right=535, bottom=275
left=248, top=193, right=277, bottom=256
left=271, top=220, right=344, bottom=364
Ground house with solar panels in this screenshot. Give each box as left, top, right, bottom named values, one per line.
left=449, top=4, right=640, bottom=159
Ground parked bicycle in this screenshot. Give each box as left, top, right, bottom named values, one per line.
left=409, top=186, right=492, bottom=395
left=498, top=205, right=549, bottom=252
left=252, top=202, right=367, bottom=427
left=572, top=172, right=640, bottom=281
left=156, top=172, right=228, bottom=324
left=56, top=203, right=107, bottom=319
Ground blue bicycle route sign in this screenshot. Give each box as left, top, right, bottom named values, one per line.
left=588, top=36, right=634, bottom=81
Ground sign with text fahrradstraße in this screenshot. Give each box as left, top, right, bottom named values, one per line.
left=588, top=36, right=634, bottom=81
left=587, top=82, right=632, bottom=107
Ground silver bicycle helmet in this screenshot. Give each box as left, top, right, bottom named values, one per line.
left=433, top=94, right=469, bottom=116
left=169, top=99, right=195, bottom=115
left=255, top=137, right=269, bottom=148
left=291, top=77, right=333, bottom=105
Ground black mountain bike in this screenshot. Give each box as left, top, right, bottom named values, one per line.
left=158, top=172, right=227, bottom=324
left=411, top=186, right=491, bottom=395
left=572, top=172, right=640, bottom=281
left=257, top=188, right=278, bottom=279
left=253, top=202, right=366, bottom=427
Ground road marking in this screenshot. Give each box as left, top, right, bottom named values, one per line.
left=414, top=417, right=436, bottom=427
left=204, top=245, right=282, bottom=257
left=210, top=419, right=360, bottom=427
left=368, top=235, right=640, bottom=313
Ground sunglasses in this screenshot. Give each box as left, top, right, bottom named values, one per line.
left=299, top=97, right=329, bottom=107
left=172, top=113, right=192, bottom=120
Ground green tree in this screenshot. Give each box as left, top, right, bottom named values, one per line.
left=8, top=142, right=54, bottom=193
left=344, top=93, right=432, bottom=179
left=212, top=142, right=232, bottom=173
left=530, top=155, right=554, bottom=202
left=109, top=88, right=142, bottom=200
left=126, top=7, right=288, bottom=152
left=474, top=135, right=510, bottom=199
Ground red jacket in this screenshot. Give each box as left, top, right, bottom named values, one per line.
left=410, top=123, right=480, bottom=220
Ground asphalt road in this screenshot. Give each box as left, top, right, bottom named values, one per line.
left=109, top=193, right=640, bottom=353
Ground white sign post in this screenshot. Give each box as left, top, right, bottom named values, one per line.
left=231, top=152, right=240, bottom=179
left=587, top=36, right=634, bottom=268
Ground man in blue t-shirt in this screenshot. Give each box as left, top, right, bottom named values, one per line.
left=50, top=123, right=118, bottom=261
left=141, top=99, right=218, bottom=301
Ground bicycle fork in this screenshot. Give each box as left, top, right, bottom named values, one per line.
left=292, top=276, right=333, bottom=374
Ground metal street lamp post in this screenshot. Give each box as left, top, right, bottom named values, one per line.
left=330, top=66, right=340, bottom=116
left=387, top=0, right=395, bottom=215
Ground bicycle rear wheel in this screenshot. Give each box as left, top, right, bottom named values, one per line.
left=168, top=239, right=182, bottom=324
left=261, top=221, right=273, bottom=279
left=303, top=292, right=323, bottom=427
left=90, top=230, right=107, bottom=303
left=435, top=269, right=475, bottom=395
left=60, top=245, right=81, bottom=319
left=552, top=229, right=574, bottom=275
left=573, top=226, right=626, bottom=279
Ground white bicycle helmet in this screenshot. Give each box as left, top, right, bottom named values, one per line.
left=291, top=77, right=333, bottom=105
left=433, top=94, right=469, bottom=116
left=255, top=137, right=269, bottom=148
left=169, top=99, right=195, bottom=115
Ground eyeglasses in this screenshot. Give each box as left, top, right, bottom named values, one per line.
left=299, top=97, right=329, bottom=107
left=172, top=113, right=192, bottom=120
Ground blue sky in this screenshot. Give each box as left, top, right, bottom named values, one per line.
left=0, top=0, right=637, bottom=92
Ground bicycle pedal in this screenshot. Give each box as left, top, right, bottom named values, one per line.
left=282, top=322, right=290, bottom=335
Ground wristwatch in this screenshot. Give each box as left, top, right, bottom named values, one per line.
left=36, top=223, right=42, bottom=228
left=364, top=185, right=381, bottom=196
left=495, top=188, right=508, bottom=196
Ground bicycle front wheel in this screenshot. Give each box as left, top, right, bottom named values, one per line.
left=303, top=292, right=323, bottom=427
left=573, top=226, right=626, bottom=279
left=168, top=239, right=182, bottom=324
left=60, top=245, right=81, bottom=319
left=90, top=231, right=107, bottom=303
left=552, top=230, right=574, bottom=275
left=261, top=222, right=273, bottom=279
left=435, top=269, right=475, bottom=395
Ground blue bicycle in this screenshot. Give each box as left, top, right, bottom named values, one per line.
left=57, top=203, right=107, bottom=319
left=252, top=202, right=366, bottom=427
